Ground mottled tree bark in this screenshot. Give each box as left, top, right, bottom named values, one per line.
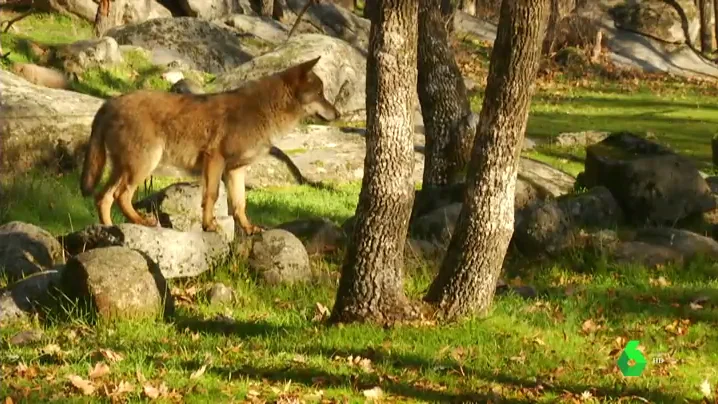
left=699, top=0, right=715, bottom=53
left=330, top=0, right=419, bottom=325
left=424, top=0, right=550, bottom=321
left=93, top=0, right=111, bottom=37
left=411, top=0, right=476, bottom=219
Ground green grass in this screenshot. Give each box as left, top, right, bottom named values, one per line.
left=2, top=11, right=718, bottom=403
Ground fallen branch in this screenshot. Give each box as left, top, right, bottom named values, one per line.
left=1, top=9, right=34, bottom=33
left=286, top=0, right=316, bottom=42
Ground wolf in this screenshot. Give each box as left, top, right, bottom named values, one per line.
left=80, top=56, right=339, bottom=236
left=167, top=77, right=320, bottom=188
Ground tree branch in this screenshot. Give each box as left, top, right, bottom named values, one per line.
left=286, top=0, right=315, bottom=42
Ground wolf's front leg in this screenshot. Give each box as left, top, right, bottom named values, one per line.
left=224, top=165, right=263, bottom=236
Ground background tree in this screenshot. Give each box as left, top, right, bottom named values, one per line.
left=424, top=0, right=550, bottom=321
left=412, top=0, right=476, bottom=219
left=93, top=0, right=110, bottom=37
left=330, top=0, right=419, bottom=324
left=699, top=0, right=715, bottom=54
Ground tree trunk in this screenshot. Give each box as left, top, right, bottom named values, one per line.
left=260, top=0, right=274, bottom=17
left=424, top=0, right=550, bottom=321
left=330, top=0, right=419, bottom=325
left=363, top=0, right=374, bottom=19
left=411, top=0, right=475, bottom=219
left=700, top=0, right=715, bottom=53
left=93, top=0, right=111, bottom=38
left=714, top=0, right=718, bottom=49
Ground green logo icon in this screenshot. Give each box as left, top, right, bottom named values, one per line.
left=617, top=340, right=647, bottom=377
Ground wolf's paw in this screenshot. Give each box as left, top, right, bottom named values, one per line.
left=202, top=218, right=220, bottom=233
left=242, top=224, right=264, bottom=236
left=141, top=214, right=158, bottom=227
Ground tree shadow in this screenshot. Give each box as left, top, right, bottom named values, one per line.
left=177, top=345, right=690, bottom=403
left=172, top=316, right=292, bottom=339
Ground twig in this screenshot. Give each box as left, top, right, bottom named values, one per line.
left=1, top=9, right=34, bottom=33
left=286, top=0, right=316, bottom=42
left=0, top=51, right=11, bottom=60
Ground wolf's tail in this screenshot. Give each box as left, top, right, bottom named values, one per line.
left=80, top=104, right=109, bottom=197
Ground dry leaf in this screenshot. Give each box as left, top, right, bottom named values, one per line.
left=136, top=369, right=147, bottom=384
left=362, top=386, right=383, bottom=400
left=67, top=374, right=95, bottom=395
left=700, top=379, right=712, bottom=398
left=109, top=381, right=135, bottom=397
left=143, top=384, right=160, bottom=399
left=5, top=397, right=14, bottom=404
left=581, top=318, right=600, bottom=334
left=190, top=364, right=207, bottom=380
left=41, top=343, right=63, bottom=356
left=89, top=362, right=110, bottom=380
left=99, top=348, right=124, bottom=363
left=312, top=302, right=331, bottom=322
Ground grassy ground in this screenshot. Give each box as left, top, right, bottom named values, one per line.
left=2, top=10, right=718, bottom=404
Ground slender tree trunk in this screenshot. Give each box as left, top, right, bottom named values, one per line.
left=424, top=0, right=550, bottom=321
left=714, top=0, right=718, bottom=49
left=93, top=0, right=111, bottom=38
left=260, top=0, right=274, bottom=17
left=363, top=0, right=374, bottom=19
left=700, top=0, right=715, bottom=53
left=411, top=0, right=476, bottom=219
left=330, top=0, right=419, bottom=325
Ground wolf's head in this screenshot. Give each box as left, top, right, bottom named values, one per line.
left=285, top=57, right=340, bottom=122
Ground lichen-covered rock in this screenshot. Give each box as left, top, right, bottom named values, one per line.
left=248, top=229, right=311, bottom=285
left=518, top=158, right=575, bottom=198
left=61, top=246, right=173, bottom=321
left=634, top=227, right=718, bottom=261
left=0, top=69, right=103, bottom=177
left=577, top=132, right=715, bottom=225
left=0, top=221, right=65, bottom=282
left=610, top=0, right=700, bottom=45
left=58, top=224, right=231, bottom=279
left=106, top=17, right=255, bottom=74
left=214, top=33, right=366, bottom=118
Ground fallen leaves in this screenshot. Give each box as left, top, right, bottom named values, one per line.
left=66, top=374, right=95, bottom=396
left=664, top=319, right=691, bottom=337
left=312, top=302, right=331, bottom=322
left=89, top=362, right=110, bottom=380
left=143, top=382, right=169, bottom=399
left=189, top=364, right=207, bottom=380
left=98, top=348, right=124, bottom=363
left=362, top=386, right=383, bottom=400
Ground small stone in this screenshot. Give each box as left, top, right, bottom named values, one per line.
left=9, top=329, right=44, bottom=346
left=207, top=283, right=234, bottom=305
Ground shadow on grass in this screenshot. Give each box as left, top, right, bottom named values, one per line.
left=178, top=347, right=689, bottom=403
left=172, top=316, right=293, bottom=339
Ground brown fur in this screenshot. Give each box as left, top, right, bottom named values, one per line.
left=80, top=56, right=339, bottom=235
left=12, top=63, right=69, bottom=89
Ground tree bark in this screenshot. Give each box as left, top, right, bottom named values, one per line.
left=260, top=0, right=274, bottom=17
left=330, top=0, right=419, bottom=325
left=363, top=0, right=374, bottom=18
left=424, top=0, right=550, bottom=321
left=699, top=0, right=715, bottom=53
left=93, top=0, right=111, bottom=38
left=411, top=0, right=476, bottom=219
left=714, top=0, right=718, bottom=49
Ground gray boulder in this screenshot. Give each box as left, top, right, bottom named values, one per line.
left=58, top=224, right=231, bottom=279
left=0, top=270, right=62, bottom=324
left=214, top=33, right=366, bottom=118
left=577, top=132, right=715, bottom=225
left=610, top=0, right=700, bottom=45
left=61, top=246, right=173, bottom=321
left=0, top=69, right=103, bottom=177
left=0, top=221, right=64, bottom=282
left=106, top=17, right=255, bottom=74
left=248, top=229, right=311, bottom=285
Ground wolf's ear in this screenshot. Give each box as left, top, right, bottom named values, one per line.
left=298, top=56, right=321, bottom=74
